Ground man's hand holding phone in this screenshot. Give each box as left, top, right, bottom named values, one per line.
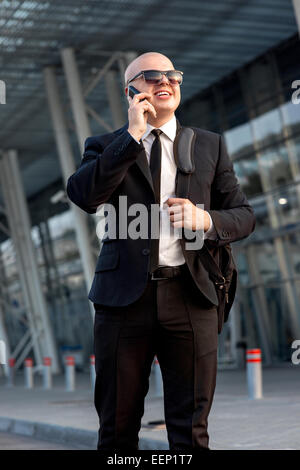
left=127, top=90, right=157, bottom=142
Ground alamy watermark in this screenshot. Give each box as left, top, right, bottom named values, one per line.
left=291, top=80, right=300, bottom=105
left=0, top=80, right=6, bottom=104
left=95, top=196, right=206, bottom=250
left=291, top=340, right=300, bottom=365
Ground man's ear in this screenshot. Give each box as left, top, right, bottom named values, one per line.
left=125, top=87, right=131, bottom=105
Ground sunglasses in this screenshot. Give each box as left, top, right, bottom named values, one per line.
left=127, top=69, right=184, bottom=86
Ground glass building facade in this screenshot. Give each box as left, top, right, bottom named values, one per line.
left=178, top=34, right=300, bottom=365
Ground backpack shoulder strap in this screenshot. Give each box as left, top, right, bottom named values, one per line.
left=173, top=125, right=196, bottom=199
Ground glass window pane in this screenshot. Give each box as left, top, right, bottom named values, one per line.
left=234, top=156, right=262, bottom=197
left=258, top=143, right=293, bottom=190
left=252, top=108, right=283, bottom=148
left=224, top=122, right=254, bottom=159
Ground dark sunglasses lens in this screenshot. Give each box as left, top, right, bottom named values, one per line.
left=143, top=70, right=183, bottom=85
left=143, top=71, right=162, bottom=84
left=167, top=71, right=183, bottom=85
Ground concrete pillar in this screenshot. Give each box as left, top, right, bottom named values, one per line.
left=0, top=305, right=9, bottom=377
left=43, top=66, right=95, bottom=318
left=292, top=0, right=300, bottom=35
left=0, top=151, right=60, bottom=373
left=0, top=245, right=10, bottom=377
left=105, top=69, right=126, bottom=129
left=61, top=47, right=91, bottom=153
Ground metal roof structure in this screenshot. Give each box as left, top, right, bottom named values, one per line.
left=0, top=0, right=298, bottom=202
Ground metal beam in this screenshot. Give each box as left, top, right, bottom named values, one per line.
left=83, top=52, right=121, bottom=97
left=61, top=47, right=91, bottom=153
left=85, top=104, right=113, bottom=133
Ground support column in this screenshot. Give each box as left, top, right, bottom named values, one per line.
left=0, top=151, right=60, bottom=373
left=61, top=47, right=92, bottom=153
left=292, top=0, right=300, bottom=35
left=43, top=66, right=95, bottom=318
left=0, top=245, right=11, bottom=377
left=105, top=69, right=126, bottom=129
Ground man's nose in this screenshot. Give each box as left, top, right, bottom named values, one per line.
left=159, top=74, right=169, bottom=85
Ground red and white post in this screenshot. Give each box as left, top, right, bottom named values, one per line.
left=43, top=357, right=52, bottom=389
left=7, top=358, right=15, bottom=387
left=246, top=348, right=263, bottom=399
left=65, top=355, right=75, bottom=392
left=24, top=358, right=34, bottom=389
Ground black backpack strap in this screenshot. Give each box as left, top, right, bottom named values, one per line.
left=173, top=125, right=196, bottom=199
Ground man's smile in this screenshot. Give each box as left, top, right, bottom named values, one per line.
left=154, top=89, right=173, bottom=99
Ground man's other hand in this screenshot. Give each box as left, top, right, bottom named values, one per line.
left=166, top=198, right=211, bottom=232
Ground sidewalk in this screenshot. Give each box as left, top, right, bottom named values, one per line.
left=0, top=363, right=299, bottom=450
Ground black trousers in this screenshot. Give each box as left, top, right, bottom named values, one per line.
left=93, top=264, right=218, bottom=451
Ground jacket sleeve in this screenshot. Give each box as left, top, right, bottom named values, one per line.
left=66, top=130, right=145, bottom=214
left=206, top=134, right=256, bottom=246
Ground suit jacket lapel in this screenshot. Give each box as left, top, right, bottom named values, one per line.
left=135, top=145, right=154, bottom=193
left=120, top=121, right=154, bottom=193
left=121, top=118, right=186, bottom=197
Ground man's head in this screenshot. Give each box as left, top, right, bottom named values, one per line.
left=124, top=52, right=182, bottom=124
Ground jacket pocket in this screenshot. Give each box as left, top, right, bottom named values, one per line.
left=95, top=251, right=119, bottom=272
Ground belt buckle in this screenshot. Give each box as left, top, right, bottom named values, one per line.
left=151, top=268, right=168, bottom=281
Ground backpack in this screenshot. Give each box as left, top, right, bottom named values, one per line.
left=198, top=241, right=237, bottom=333
left=174, top=124, right=238, bottom=334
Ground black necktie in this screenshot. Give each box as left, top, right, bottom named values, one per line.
left=149, top=129, right=163, bottom=273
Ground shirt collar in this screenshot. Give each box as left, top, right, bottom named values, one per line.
left=142, top=114, right=177, bottom=143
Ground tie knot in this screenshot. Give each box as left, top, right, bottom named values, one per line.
left=151, top=129, right=163, bottom=138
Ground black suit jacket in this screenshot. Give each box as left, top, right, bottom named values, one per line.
left=67, top=119, right=255, bottom=307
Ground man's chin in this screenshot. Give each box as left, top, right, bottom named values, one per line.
left=154, top=103, right=178, bottom=114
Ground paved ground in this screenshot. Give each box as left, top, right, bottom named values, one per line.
left=0, top=362, right=299, bottom=450
left=0, top=432, right=80, bottom=450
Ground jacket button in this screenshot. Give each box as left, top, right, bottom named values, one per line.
left=142, top=248, right=150, bottom=255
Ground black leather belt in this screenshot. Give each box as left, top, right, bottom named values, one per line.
left=150, top=264, right=186, bottom=280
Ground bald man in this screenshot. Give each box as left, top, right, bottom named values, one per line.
left=67, top=52, right=255, bottom=451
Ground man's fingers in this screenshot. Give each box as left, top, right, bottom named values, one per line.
left=168, top=204, right=182, bottom=215
left=166, top=197, right=187, bottom=206
left=131, top=98, right=156, bottom=118
left=132, top=92, right=152, bottom=103
left=169, top=211, right=182, bottom=222
left=172, top=220, right=183, bottom=228
left=142, top=102, right=157, bottom=118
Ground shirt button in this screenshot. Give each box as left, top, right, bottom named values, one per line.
left=142, top=248, right=150, bottom=256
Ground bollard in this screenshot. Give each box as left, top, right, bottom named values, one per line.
left=65, top=355, right=75, bottom=392
left=43, top=357, right=52, bottom=390
left=154, top=356, right=163, bottom=397
left=7, top=358, right=15, bottom=387
left=246, top=348, right=263, bottom=399
left=90, top=355, right=96, bottom=390
left=24, top=358, right=33, bottom=389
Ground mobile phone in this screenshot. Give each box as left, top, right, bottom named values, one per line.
left=128, top=85, right=146, bottom=101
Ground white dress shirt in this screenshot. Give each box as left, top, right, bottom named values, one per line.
left=131, top=114, right=217, bottom=266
